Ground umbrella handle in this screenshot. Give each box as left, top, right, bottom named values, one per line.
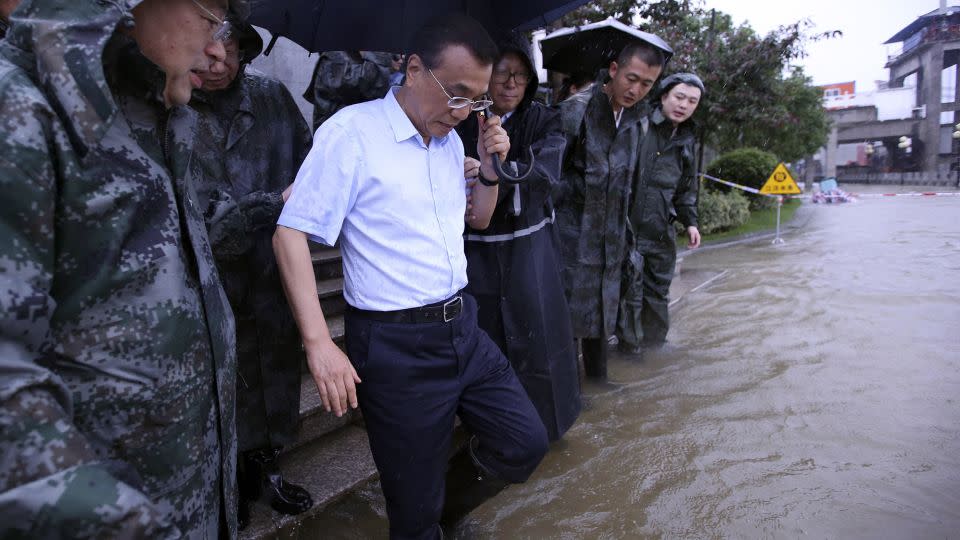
left=482, top=106, right=536, bottom=184
left=492, top=149, right=536, bottom=185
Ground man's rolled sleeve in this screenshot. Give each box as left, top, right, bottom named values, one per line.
left=278, top=122, right=361, bottom=246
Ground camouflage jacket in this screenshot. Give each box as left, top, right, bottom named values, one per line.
left=555, top=85, right=644, bottom=338
left=304, top=50, right=393, bottom=131
left=191, top=70, right=311, bottom=451
left=631, top=106, right=699, bottom=245
left=0, top=1, right=236, bottom=538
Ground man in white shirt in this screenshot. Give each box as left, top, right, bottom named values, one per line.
left=273, top=14, right=548, bottom=540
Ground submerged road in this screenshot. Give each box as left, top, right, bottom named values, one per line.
left=307, top=186, right=960, bottom=538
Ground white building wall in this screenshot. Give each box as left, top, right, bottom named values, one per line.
left=873, top=86, right=917, bottom=121
left=824, top=85, right=916, bottom=121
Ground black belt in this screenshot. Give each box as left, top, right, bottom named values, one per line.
left=348, top=291, right=464, bottom=324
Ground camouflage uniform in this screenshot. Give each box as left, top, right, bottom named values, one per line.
left=191, top=68, right=312, bottom=452
left=0, top=2, right=237, bottom=538
left=304, top=50, right=393, bottom=131
left=555, top=84, right=644, bottom=339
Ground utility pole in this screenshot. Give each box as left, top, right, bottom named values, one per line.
left=696, top=9, right=717, bottom=176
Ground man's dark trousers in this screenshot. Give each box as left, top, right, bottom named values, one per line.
left=344, top=294, right=549, bottom=540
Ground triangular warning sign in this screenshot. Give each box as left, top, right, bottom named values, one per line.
left=760, top=163, right=801, bottom=195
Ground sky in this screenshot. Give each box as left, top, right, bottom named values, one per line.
left=702, top=0, right=945, bottom=92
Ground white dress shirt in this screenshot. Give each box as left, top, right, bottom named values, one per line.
left=278, top=88, right=468, bottom=311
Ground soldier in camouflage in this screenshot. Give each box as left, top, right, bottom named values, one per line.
left=304, top=50, right=394, bottom=131
left=0, top=0, right=238, bottom=537
left=190, top=20, right=314, bottom=527
left=555, top=41, right=666, bottom=379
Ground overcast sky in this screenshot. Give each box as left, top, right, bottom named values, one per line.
left=701, top=0, right=946, bottom=92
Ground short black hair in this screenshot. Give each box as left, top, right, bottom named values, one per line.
left=407, top=13, right=499, bottom=69
left=616, top=41, right=666, bottom=69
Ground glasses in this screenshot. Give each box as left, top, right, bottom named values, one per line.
left=192, top=0, right=233, bottom=42
left=492, top=70, right=530, bottom=86
left=428, top=69, right=493, bottom=111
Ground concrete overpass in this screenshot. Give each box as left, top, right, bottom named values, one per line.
left=836, top=118, right=916, bottom=143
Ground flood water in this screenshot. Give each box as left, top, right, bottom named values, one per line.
left=315, top=187, right=960, bottom=538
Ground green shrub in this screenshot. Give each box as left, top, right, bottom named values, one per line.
left=695, top=182, right=751, bottom=234
left=706, top=148, right=781, bottom=210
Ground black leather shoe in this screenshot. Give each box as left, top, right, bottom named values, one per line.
left=244, top=448, right=314, bottom=515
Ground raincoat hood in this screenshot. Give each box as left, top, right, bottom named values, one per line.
left=234, top=19, right=263, bottom=64
left=1, top=0, right=146, bottom=158
left=496, top=32, right=539, bottom=113
left=653, top=72, right=704, bottom=101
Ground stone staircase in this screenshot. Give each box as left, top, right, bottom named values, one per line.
left=242, top=244, right=378, bottom=540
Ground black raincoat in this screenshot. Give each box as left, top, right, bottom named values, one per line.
left=304, top=50, right=393, bottom=130
left=191, top=67, right=313, bottom=452
left=555, top=81, right=643, bottom=339
left=618, top=106, right=699, bottom=348
left=456, top=36, right=580, bottom=442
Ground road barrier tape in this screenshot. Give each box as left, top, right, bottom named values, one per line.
left=851, top=191, right=960, bottom=198
left=701, top=174, right=960, bottom=200
left=699, top=173, right=810, bottom=199
left=699, top=173, right=768, bottom=196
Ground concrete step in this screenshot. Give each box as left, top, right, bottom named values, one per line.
left=316, top=277, right=346, bottom=317
left=240, top=425, right=377, bottom=540
left=287, top=372, right=362, bottom=455
left=327, top=314, right=345, bottom=345
left=311, top=246, right=342, bottom=280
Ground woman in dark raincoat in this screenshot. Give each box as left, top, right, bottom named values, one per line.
left=618, top=73, right=703, bottom=353
left=456, top=35, right=580, bottom=442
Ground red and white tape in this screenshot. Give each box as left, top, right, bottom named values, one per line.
left=851, top=191, right=960, bottom=198
left=701, top=174, right=960, bottom=200
left=700, top=173, right=769, bottom=196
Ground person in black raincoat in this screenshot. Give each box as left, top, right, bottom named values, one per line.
left=304, top=50, right=395, bottom=130
left=618, top=73, right=703, bottom=354
left=456, top=34, right=580, bottom=442
left=190, top=21, right=314, bottom=526
left=555, top=42, right=666, bottom=379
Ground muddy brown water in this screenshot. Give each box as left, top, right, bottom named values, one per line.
left=306, top=187, right=960, bottom=538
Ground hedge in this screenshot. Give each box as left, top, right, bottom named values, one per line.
left=696, top=181, right=751, bottom=234
left=705, top=148, right=782, bottom=211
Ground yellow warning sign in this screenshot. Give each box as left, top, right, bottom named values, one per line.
left=760, top=163, right=801, bottom=195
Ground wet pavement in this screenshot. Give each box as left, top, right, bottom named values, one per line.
left=308, top=186, right=960, bottom=538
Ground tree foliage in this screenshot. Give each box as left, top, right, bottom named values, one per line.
left=557, top=0, right=834, bottom=162
left=705, top=147, right=781, bottom=210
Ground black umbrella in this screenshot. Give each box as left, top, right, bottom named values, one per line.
left=540, top=18, right=674, bottom=74
left=248, top=0, right=591, bottom=183
left=248, top=0, right=593, bottom=54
